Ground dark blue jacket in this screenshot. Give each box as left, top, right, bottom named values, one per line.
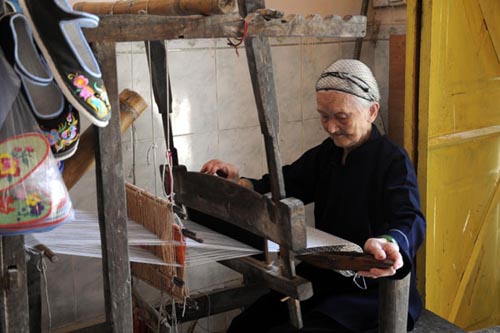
left=250, top=125, right=426, bottom=331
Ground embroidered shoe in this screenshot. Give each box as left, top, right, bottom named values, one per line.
left=37, top=102, right=80, bottom=161
left=19, top=0, right=111, bottom=127
left=4, top=1, right=18, bottom=13
left=0, top=13, right=80, bottom=160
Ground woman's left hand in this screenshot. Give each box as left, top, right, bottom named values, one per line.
left=357, top=238, right=403, bottom=278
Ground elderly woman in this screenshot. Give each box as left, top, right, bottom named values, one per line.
left=202, top=60, right=426, bottom=332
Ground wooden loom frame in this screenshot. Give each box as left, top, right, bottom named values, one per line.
left=0, top=1, right=410, bottom=332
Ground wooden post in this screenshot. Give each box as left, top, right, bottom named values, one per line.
left=353, top=0, right=369, bottom=60
left=92, top=41, right=134, bottom=333
left=239, top=0, right=304, bottom=328
left=0, top=236, right=30, bottom=332
left=379, top=274, right=410, bottom=333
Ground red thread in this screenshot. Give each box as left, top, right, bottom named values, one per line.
left=227, top=19, right=249, bottom=56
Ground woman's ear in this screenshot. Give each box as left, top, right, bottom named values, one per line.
left=368, top=102, right=380, bottom=123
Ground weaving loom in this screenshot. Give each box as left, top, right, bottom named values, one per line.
left=25, top=176, right=390, bottom=307
left=25, top=182, right=266, bottom=300
left=0, top=0, right=419, bottom=330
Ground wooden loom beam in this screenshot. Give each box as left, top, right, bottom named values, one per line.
left=173, top=167, right=306, bottom=250
left=83, top=13, right=366, bottom=43
left=166, top=284, right=268, bottom=323
left=221, top=257, right=312, bottom=301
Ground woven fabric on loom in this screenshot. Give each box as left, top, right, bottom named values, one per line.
left=126, top=183, right=187, bottom=300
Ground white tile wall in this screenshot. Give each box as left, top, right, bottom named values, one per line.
left=174, top=131, right=219, bottom=172
left=279, top=121, right=303, bottom=165
left=215, top=47, right=259, bottom=130
left=218, top=126, right=265, bottom=179
left=169, top=47, right=218, bottom=136
left=272, top=42, right=302, bottom=123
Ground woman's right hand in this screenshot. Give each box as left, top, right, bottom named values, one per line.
left=200, top=159, right=240, bottom=183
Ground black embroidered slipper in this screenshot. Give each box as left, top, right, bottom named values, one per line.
left=37, top=102, right=80, bottom=161
left=19, top=0, right=111, bottom=127
left=0, top=13, right=80, bottom=160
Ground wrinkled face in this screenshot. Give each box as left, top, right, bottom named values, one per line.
left=316, top=90, right=379, bottom=152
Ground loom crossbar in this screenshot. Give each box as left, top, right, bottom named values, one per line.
left=172, top=165, right=307, bottom=251
left=83, top=13, right=367, bottom=43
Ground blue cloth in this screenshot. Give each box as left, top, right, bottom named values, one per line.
left=249, top=125, right=426, bottom=331
left=5, top=0, right=22, bottom=13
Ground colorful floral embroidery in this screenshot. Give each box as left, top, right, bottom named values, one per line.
left=0, top=195, right=15, bottom=214
left=42, top=109, right=79, bottom=153
left=0, top=188, right=51, bottom=225
left=25, top=193, right=44, bottom=216
left=68, top=72, right=111, bottom=119
left=0, top=145, right=34, bottom=182
left=0, top=153, right=20, bottom=179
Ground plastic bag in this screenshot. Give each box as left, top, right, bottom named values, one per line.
left=0, top=51, right=74, bottom=235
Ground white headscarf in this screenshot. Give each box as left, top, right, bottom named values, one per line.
left=316, top=59, right=380, bottom=103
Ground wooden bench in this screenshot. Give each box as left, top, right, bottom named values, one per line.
left=413, top=310, right=500, bottom=333
left=470, top=328, right=500, bottom=333
left=413, top=310, right=466, bottom=333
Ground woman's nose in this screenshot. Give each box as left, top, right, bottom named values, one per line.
left=326, top=120, right=339, bottom=134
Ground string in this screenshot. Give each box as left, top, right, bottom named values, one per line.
left=147, top=38, right=183, bottom=318
left=170, top=298, right=178, bottom=333
left=353, top=273, right=367, bottom=290
left=156, top=292, right=164, bottom=333
left=26, top=226, right=260, bottom=267
left=124, top=35, right=138, bottom=184
left=162, top=39, right=175, bottom=202
left=24, top=214, right=262, bottom=267
left=181, top=296, right=187, bottom=317
left=145, top=40, right=159, bottom=197
left=227, top=19, right=249, bottom=56
left=37, top=253, right=52, bottom=332
left=193, top=291, right=225, bottom=333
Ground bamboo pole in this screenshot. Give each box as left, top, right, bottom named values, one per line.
left=63, top=89, right=147, bottom=190
left=73, top=0, right=235, bottom=16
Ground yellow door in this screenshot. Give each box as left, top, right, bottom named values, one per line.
left=407, top=0, right=500, bottom=330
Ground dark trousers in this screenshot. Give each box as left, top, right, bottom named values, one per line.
left=227, top=291, right=353, bottom=333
